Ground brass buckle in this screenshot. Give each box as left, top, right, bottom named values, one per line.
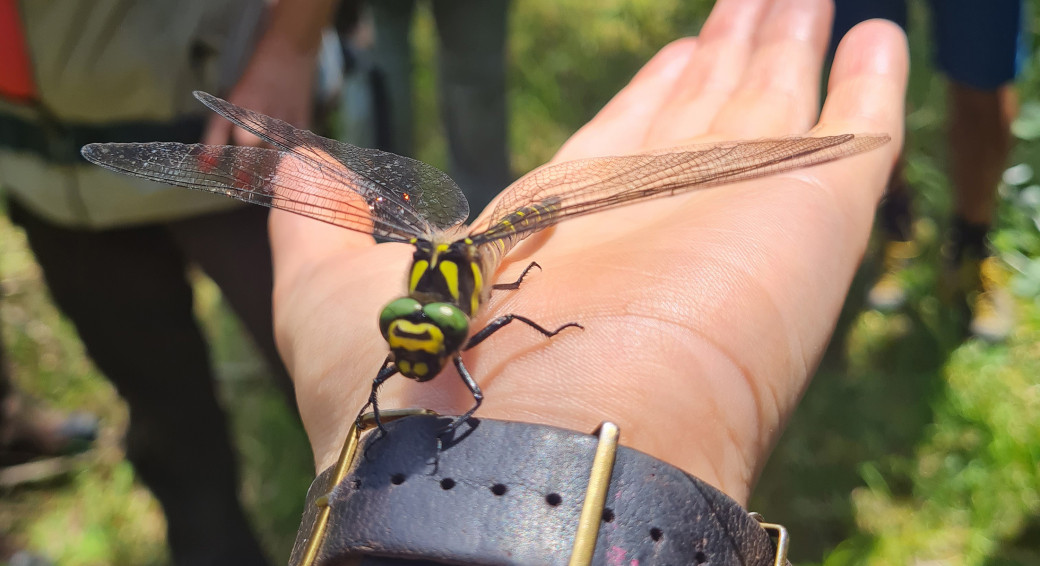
left=568, top=421, right=621, bottom=566
left=750, top=512, right=790, bottom=566
left=298, top=408, right=437, bottom=566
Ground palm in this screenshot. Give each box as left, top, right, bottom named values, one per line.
left=274, top=0, right=908, bottom=503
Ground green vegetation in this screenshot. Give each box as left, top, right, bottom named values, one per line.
left=2, top=1, right=1039, bottom=564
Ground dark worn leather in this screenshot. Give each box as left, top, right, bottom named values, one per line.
left=290, top=415, right=782, bottom=566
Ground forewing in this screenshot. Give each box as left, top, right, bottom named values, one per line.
left=194, top=91, right=469, bottom=231
left=81, top=142, right=431, bottom=242
left=472, top=134, right=888, bottom=243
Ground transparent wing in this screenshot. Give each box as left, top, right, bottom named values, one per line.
left=194, top=91, right=469, bottom=231
left=81, top=142, right=431, bottom=242
left=471, top=134, right=889, bottom=247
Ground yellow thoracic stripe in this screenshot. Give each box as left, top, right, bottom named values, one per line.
left=409, top=259, right=429, bottom=293
left=470, top=261, right=483, bottom=315
left=439, top=260, right=460, bottom=300
left=430, top=243, right=451, bottom=267
left=387, top=320, right=444, bottom=355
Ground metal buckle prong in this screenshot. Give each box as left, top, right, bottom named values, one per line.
left=299, top=409, right=437, bottom=566
left=568, top=421, right=621, bottom=566
left=750, top=512, right=790, bottom=566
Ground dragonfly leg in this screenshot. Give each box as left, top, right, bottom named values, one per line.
left=464, top=314, right=582, bottom=350
left=440, top=354, right=485, bottom=437
left=355, top=356, right=399, bottom=439
left=492, top=261, right=541, bottom=290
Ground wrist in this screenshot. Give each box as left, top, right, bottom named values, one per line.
left=292, top=414, right=788, bottom=566
left=305, top=360, right=771, bottom=506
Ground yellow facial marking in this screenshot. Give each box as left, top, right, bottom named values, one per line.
left=412, top=362, right=429, bottom=377
left=398, top=360, right=412, bottom=374
left=387, top=320, right=445, bottom=355
left=439, top=260, right=460, bottom=300
left=409, top=259, right=429, bottom=292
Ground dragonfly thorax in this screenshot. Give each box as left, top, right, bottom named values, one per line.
left=379, top=297, right=469, bottom=381
left=407, top=237, right=486, bottom=317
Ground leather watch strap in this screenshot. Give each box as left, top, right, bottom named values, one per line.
left=290, top=414, right=787, bottom=566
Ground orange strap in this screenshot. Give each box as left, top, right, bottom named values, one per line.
left=0, top=0, right=37, bottom=102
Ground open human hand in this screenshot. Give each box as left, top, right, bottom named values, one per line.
left=272, top=0, right=908, bottom=504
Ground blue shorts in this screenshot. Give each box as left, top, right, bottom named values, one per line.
left=831, top=0, right=1027, bottom=89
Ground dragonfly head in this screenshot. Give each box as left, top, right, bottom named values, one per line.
left=379, top=297, right=469, bottom=381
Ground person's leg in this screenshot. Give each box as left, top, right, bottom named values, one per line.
left=941, top=82, right=1018, bottom=340
left=946, top=82, right=1017, bottom=236
left=7, top=198, right=269, bottom=566
left=166, top=206, right=296, bottom=406
left=431, top=0, right=513, bottom=214
left=371, top=0, right=418, bottom=157
left=931, top=0, right=1023, bottom=340
left=932, top=0, right=1022, bottom=235
left=866, top=162, right=919, bottom=310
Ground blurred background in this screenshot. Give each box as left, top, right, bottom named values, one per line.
left=2, top=0, right=1039, bottom=564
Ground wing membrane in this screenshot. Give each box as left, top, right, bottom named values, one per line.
left=81, top=142, right=430, bottom=242
left=194, top=91, right=469, bottom=231
left=472, top=134, right=888, bottom=248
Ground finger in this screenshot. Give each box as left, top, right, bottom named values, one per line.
left=231, top=125, right=267, bottom=149
left=201, top=114, right=231, bottom=146
left=813, top=19, right=908, bottom=214
left=202, top=113, right=267, bottom=148
left=756, top=19, right=906, bottom=397
left=708, top=0, right=834, bottom=138
left=554, top=38, right=698, bottom=162
left=643, top=0, right=773, bottom=142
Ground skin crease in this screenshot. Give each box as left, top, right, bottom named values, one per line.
left=271, top=0, right=909, bottom=506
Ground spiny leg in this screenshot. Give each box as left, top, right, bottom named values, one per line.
left=438, top=315, right=580, bottom=439
left=492, top=261, right=541, bottom=290
left=441, top=354, right=484, bottom=436
left=354, top=355, right=399, bottom=439
left=464, top=314, right=583, bottom=350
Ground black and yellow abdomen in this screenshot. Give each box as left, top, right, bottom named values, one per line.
left=479, top=199, right=562, bottom=246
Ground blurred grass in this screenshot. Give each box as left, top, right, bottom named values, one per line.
left=2, top=0, right=1040, bottom=564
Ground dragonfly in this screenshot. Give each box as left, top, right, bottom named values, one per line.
left=82, top=91, right=888, bottom=435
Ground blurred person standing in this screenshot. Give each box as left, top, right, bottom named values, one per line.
left=366, top=0, right=513, bottom=214
left=833, top=0, right=1025, bottom=341
left=0, top=0, right=335, bottom=563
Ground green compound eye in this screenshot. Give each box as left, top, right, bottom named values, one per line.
left=422, top=302, right=469, bottom=345
left=379, top=297, right=422, bottom=338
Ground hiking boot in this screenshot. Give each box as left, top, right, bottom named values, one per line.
left=967, top=256, right=1015, bottom=342
left=867, top=239, right=918, bottom=311
left=942, top=252, right=1015, bottom=342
